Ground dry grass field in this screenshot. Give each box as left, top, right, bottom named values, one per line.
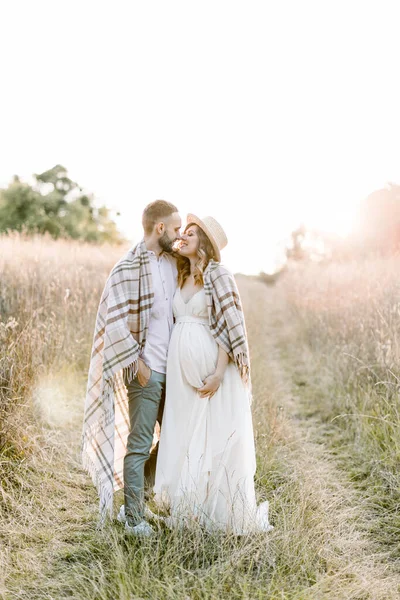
left=1, top=235, right=399, bottom=599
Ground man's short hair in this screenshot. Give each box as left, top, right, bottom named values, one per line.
left=142, top=200, right=179, bottom=235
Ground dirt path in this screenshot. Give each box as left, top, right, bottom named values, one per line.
left=241, top=279, right=400, bottom=599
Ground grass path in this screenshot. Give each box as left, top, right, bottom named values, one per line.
left=248, top=279, right=400, bottom=596
left=3, top=280, right=400, bottom=599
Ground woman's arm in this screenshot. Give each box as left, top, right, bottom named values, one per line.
left=198, top=345, right=229, bottom=399
left=215, top=345, right=230, bottom=379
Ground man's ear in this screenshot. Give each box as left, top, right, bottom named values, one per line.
left=156, top=222, right=165, bottom=235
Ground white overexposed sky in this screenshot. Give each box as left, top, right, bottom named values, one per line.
left=1, top=0, right=399, bottom=274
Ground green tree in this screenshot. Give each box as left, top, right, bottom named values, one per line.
left=0, top=165, right=124, bottom=243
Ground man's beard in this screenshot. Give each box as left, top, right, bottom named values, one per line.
left=159, top=231, right=175, bottom=253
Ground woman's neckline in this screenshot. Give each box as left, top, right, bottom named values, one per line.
left=179, top=287, right=204, bottom=305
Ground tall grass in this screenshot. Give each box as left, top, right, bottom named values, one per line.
left=0, top=234, right=124, bottom=483
left=276, top=258, right=400, bottom=558
left=1, top=235, right=399, bottom=599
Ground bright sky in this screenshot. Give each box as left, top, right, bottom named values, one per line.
left=1, top=1, right=400, bottom=274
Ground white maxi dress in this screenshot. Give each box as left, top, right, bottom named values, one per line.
left=154, top=287, right=272, bottom=534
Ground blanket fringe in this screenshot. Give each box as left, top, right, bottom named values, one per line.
left=98, top=485, right=114, bottom=530
left=234, top=352, right=253, bottom=404
left=81, top=448, right=114, bottom=529
left=234, top=351, right=250, bottom=384
left=122, top=358, right=139, bottom=385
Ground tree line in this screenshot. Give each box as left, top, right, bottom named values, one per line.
left=0, top=165, right=124, bottom=243
left=2, top=166, right=398, bottom=259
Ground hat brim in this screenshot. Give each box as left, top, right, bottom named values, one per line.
left=186, top=214, right=221, bottom=262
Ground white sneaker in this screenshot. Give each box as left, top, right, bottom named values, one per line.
left=125, top=520, right=155, bottom=537
left=117, top=504, right=163, bottom=524
left=117, top=504, right=126, bottom=524
left=144, top=506, right=164, bottom=522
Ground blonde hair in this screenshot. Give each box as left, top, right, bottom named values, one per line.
left=177, top=224, right=216, bottom=288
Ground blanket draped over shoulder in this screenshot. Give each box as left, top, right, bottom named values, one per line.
left=204, top=260, right=251, bottom=387
left=81, top=251, right=251, bottom=522
left=81, top=240, right=153, bottom=522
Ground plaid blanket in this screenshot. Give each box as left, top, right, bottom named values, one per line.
left=81, top=239, right=154, bottom=522
left=204, top=261, right=251, bottom=386
left=82, top=249, right=250, bottom=522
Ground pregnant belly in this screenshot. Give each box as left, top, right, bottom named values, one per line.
left=173, top=322, right=219, bottom=388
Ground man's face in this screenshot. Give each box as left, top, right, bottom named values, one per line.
left=158, top=212, right=182, bottom=252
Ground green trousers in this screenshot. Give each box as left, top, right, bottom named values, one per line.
left=123, top=370, right=166, bottom=526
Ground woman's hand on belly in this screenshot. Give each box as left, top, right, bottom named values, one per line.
left=197, top=372, right=222, bottom=399
left=196, top=345, right=229, bottom=398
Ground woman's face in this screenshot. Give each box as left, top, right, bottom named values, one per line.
left=178, top=225, right=200, bottom=258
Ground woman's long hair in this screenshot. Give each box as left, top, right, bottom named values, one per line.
left=177, top=224, right=217, bottom=288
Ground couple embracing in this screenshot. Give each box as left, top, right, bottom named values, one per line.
left=81, top=200, right=273, bottom=537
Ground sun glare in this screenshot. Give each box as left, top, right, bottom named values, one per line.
left=297, top=195, right=360, bottom=239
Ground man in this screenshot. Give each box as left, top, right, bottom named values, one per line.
left=82, top=200, right=181, bottom=537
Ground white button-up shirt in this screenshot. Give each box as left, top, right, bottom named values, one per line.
left=140, top=249, right=178, bottom=374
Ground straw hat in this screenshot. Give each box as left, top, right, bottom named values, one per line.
left=186, top=214, right=228, bottom=262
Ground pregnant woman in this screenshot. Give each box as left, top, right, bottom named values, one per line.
left=153, top=215, right=272, bottom=535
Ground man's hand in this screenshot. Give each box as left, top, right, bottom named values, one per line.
left=197, top=373, right=222, bottom=399
left=137, top=358, right=151, bottom=387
